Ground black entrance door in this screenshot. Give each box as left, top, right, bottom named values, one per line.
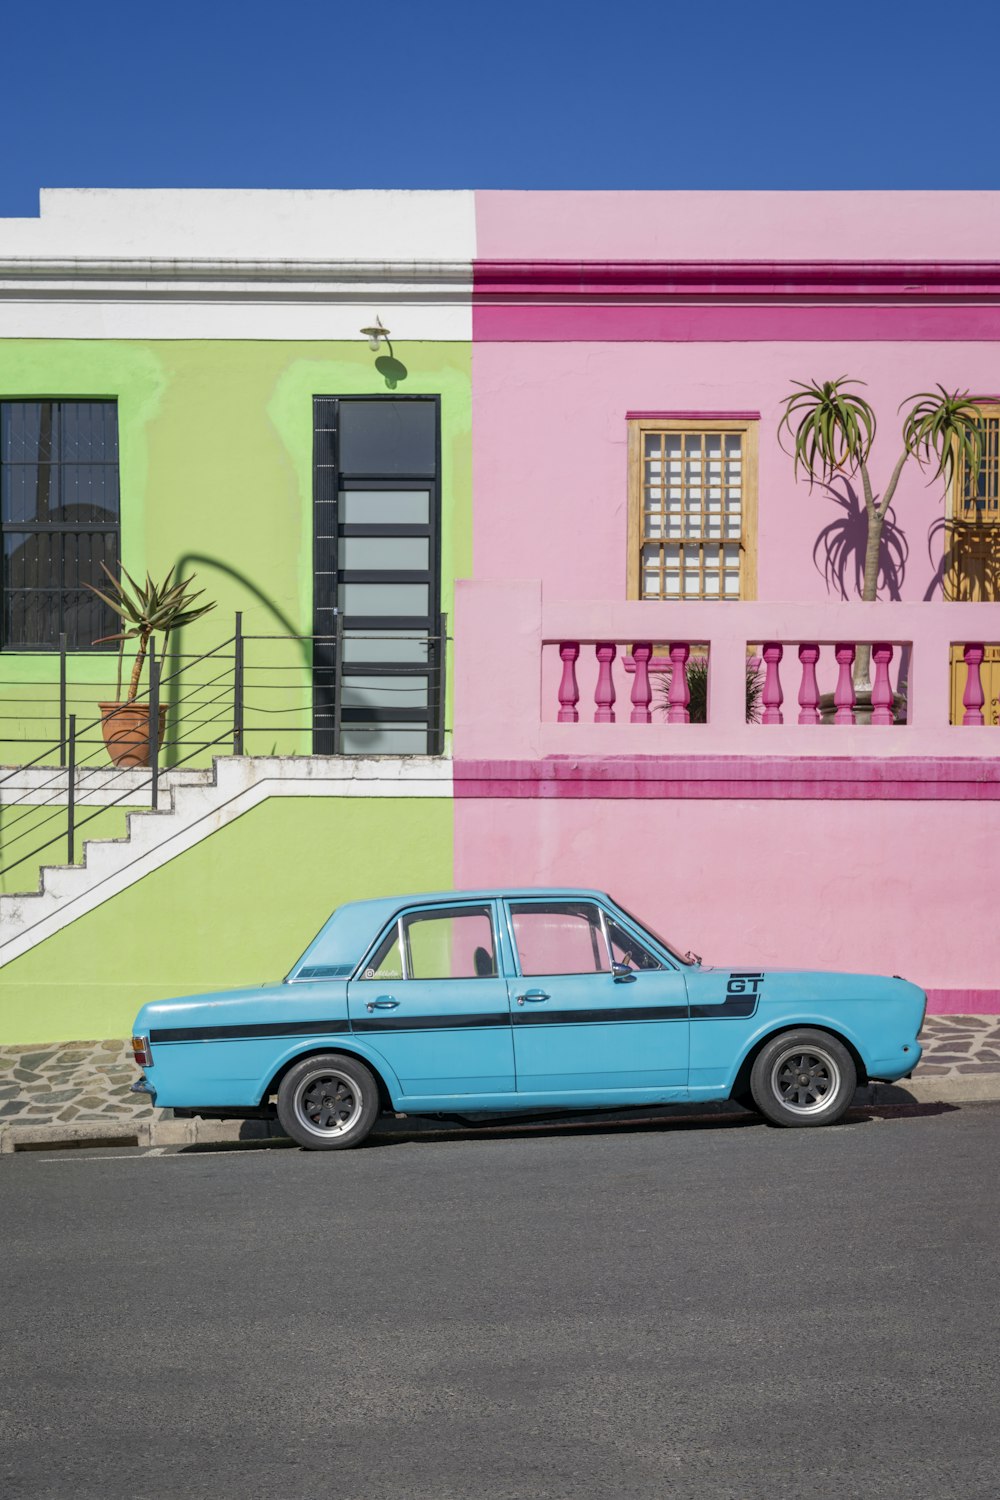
left=313, top=396, right=443, bottom=754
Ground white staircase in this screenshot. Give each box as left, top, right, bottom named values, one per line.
left=0, top=755, right=451, bottom=967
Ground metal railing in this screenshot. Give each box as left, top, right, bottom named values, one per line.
left=0, top=612, right=450, bottom=890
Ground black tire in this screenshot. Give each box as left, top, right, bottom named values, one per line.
left=749, top=1029, right=856, bottom=1128
left=276, top=1053, right=380, bottom=1150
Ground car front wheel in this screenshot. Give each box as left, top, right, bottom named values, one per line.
left=749, top=1029, right=857, bottom=1127
left=276, top=1053, right=380, bottom=1150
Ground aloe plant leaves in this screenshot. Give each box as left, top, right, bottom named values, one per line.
left=778, top=377, right=877, bottom=485
left=87, top=561, right=216, bottom=638
left=781, top=377, right=984, bottom=494
left=901, top=384, right=983, bottom=485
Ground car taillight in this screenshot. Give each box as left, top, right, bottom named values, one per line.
left=132, top=1035, right=153, bottom=1067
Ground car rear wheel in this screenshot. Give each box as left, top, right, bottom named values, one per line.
left=276, top=1053, right=380, bottom=1150
left=749, top=1029, right=856, bottom=1127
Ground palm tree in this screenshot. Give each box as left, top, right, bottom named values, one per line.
left=779, top=379, right=983, bottom=682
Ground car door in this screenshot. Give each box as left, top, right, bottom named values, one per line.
left=504, top=898, right=689, bottom=1097
left=346, top=900, right=515, bottom=1099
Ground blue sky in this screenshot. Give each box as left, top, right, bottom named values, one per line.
left=2, top=0, right=997, bottom=216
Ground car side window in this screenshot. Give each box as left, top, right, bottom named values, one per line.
left=510, top=902, right=610, bottom=976
left=360, top=907, right=497, bottom=981
left=404, top=906, right=497, bottom=980
left=605, top=916, right=663, bottom=971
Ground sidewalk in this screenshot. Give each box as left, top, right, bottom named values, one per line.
left=2, top=1014, right=999, bottom=1152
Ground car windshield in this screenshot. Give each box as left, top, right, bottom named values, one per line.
left=611, top=900, right=700, bottom=966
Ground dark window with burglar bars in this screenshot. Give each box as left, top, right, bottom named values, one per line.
left=313, top=396, right=443, bottom=754
left=1, top=400, right=120, bottom=650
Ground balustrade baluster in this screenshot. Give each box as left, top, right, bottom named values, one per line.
left=834, top=643, right=856, bottom=724
left=797, top=644, right=821, bottom=724
left=594, top=642, right=617, bottom=723
left=871, top=642, right=895, bottom=725
left=667, top=643, right=691, bottom=724
left=761, top=642, right=784, bottom=724
left=962, top=643, right=986, bottom=726
left=557, top=642, right=581, bottom=723
left=630, top=642, right=653, bottom=724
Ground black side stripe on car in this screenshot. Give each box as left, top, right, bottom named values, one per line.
left=149, top=996, right=758, bottom=1044
left=690, top=997, right=758, bottom=1019
left=513, top=1004, right=688, bottom=1026
left=351, top=1013, right=510, bottom=1032
left=149, top=1020, right=352, bottom=1044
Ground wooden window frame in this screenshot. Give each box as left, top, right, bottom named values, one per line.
left=627, top=417, right=758, bottom=601
left=945, top=401, right=1000, bottom=603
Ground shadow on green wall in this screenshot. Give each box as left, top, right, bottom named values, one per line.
left=160, top=555, right=313, bottom=767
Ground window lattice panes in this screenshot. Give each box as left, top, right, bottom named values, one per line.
left=957, top=413, right=1000, bottom=524
left=628, top=420, right=757, bottom=601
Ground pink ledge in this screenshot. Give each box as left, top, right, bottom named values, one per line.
left=925, top=991, right=1000, bottom=1015
left=452, top=756, right=1000, bottom=801
left=626, top=410, right=761, bottom=421
left=473, top=304, right=1000, bottom=343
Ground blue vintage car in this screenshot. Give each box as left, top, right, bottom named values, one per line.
left=130, top=889, right=926, bottom=1149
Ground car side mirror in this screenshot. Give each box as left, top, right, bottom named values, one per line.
left=611, top=961, right=636, bottom=983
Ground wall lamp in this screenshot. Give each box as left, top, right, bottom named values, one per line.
left=361, top=317, right=390, bottom=352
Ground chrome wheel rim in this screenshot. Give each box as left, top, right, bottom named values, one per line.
left=770, top=1047, right=841, bottom=1115
left=293, top=1070, right=363, bottom=1139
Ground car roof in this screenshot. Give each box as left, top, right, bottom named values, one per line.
left=288, top=888, right=615, bottom=980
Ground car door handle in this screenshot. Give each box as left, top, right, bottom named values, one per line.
left=516, top=990, right=550, bottom=1005
left=366, top=997, right=400, bottom=1013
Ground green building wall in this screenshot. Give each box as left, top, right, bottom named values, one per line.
left=0, top=796, right=454, bottom=1044
left=0, top=339, right=472, bottom=757
left=0, top=338, right=470, bottom=1042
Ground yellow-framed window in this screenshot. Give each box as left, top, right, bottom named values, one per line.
left=627, top=419, right=758, bottom=600
left=946, top=403, right=1000, bottom=602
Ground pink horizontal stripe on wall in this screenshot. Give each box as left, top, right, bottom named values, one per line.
left=473, top=260, right=1000, bottom=296
left=453, top=757, right=1000, bottom=801
left=473, top=303, right=1000, bottom=343
left=626, top=410, right=761, bottom=421
left=925, top=991, right=1000, bottom=1015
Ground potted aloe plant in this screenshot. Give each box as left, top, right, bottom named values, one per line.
left=88, top=564, right=216, bottom=767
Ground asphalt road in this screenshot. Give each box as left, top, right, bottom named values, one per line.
left=3, top=1103, right=1000, bottom=1500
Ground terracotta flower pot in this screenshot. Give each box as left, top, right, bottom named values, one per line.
left=98, top=702, right=168, bottom=769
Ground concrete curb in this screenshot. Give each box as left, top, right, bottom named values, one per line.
left=2, top=1073, right=999, bottom=1154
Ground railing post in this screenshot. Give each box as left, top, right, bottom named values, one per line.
left=148, top=644, right=160, bottom=811
left=594, top=643, right=617, bottom=723
left=332, top=609, right=344, bottom=754
left=557, top=643, right=581, bottom=723
left=58, top=631, right=67, bottom=768
left=434, top=612, right=448, bottom=755
left=667, top=643, right=690, bottom=724
left=233, top=610, right=244, bottom=755
left=962, top=643, right=986, bottom=726
left=761, top=642, right=784, bottom=724
left=630, top=642, right=653, bottom=724
left=871, top=642, right=895, bottom=725
left=834, top=644, right=857, bottom=725
left=67, top=714, right=76, bottom=865
left=797, top=644, right=821, bottom=724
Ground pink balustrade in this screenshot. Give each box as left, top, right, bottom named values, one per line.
left=455, top=585, right=1000, bottom=761
left=547, top=635, right=1000, bottom=736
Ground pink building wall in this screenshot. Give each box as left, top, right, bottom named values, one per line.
left=453, top=794, right=999, bottom=1012
left=457, top=192, right=1000, bottom=1011
left=471, top=339, right=1000, bottom=605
